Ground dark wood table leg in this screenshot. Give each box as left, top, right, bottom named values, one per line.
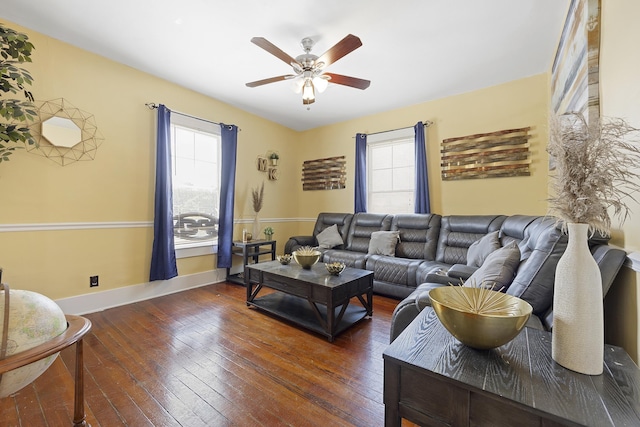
left=73, top=338, right=89, bottom=427
left=384, top=361, right=401, bottom=427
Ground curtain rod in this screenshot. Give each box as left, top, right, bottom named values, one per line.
left=353, top=120, right=433, bottom=138
left=145, top=103, right=241, bottom=131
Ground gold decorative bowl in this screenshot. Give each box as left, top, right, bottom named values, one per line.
left=292, top=250, right=321, bottom=269
left=277, top=254, right=292, bottom=265
left=429, top=286, right=532, bottom=350
left=325, top=262, right=346, bottom=275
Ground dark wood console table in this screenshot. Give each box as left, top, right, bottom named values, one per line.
left=383, top=307, right=640, bottom=426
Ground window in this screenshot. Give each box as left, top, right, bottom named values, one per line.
left=367, top=128, right=415, bottom=214
left=170, top=114, right=221, bottom=252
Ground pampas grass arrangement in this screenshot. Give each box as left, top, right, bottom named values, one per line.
left=251, top=182, right=264, bottom=213
left=547, top=112, right=640, bottom=235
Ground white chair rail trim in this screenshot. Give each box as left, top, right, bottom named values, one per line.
left=0, top=217, right=316, bottom=233
left=0, top=221, right=153, bottom=232
left=625, top=252, right=640, bottom=272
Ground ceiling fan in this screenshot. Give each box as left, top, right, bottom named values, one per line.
left=246, top=34, right=370, bottom=105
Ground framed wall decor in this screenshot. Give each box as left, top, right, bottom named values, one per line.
left=441, top=127, right=532, bottom=180
left=302, top=156, right=346, bottom=190
left=550, top=0, right=601, bottom=124
left=256, top=156, right=268, bottom=172
left=268, top=168, right=278, bottom=181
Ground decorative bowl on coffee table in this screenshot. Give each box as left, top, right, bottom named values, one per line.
left=277, top=254, right=292, bottom=265
left=325, top=262, right=346, bottom=275
left=292, top=248, right=321, bottom=269
left=429, top=286, right=532, bottom=350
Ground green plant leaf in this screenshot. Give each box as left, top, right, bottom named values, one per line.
left=0, top=23, right=36, bottom=159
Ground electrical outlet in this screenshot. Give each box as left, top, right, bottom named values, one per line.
left=90, top=275, right=99, bottom=287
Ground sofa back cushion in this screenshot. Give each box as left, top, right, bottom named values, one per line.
left=506, top=216, right=567, bottom=316
left=391, top=214, right=441, bottom=260
left=498, top=215, right=539, bottom=249
left=345, top=213, right=393, bottom=253
left=436, top=215, right=507, bottom=264
left=466, top=241, right=521, bottom=290
left=312, top=213, right=353, bottom=248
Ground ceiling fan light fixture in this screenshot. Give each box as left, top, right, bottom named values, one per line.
left=302, top=79, right=315, bottom=102
left=313, top=75, right=329, bottom=93
left=292, top=77, right=305, bottom=93
left=247, top=34, right=369, bottom=106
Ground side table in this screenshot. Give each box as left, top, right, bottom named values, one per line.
left=226, top=239, right=276, bottom=285
left=383, top=307, right=640, bottom=426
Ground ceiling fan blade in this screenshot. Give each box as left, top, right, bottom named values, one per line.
left=246, top=75, right=295, bottom=87
left=251, top=37, right=299, bottom=67
left=316, top=34, right=363, bottom=67
left=324, top=73, right=371, bottom=90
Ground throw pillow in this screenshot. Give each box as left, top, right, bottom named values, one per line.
left=465, top=241, right=520, bottom=291
left=316, top=224, right=344, bottom=249
left=466, top=231, right=500, bottom=268
left=368, top=230, right=400, bottom=256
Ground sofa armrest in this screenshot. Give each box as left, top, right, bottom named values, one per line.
left=591, top=244, right=627, bottom=297
left=424, top=270, right=455, bottom=285
left=447, top=264, right=477, bottom=281
left=422, top=264, right=476, bottom=286
left=284, top=235, right=317, bottom=254
left=415, top=283, right=448, bottom=310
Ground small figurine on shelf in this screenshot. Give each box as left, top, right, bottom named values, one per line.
left=264, top=226, right=274, bottom=241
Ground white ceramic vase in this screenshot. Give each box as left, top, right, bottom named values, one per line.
left=552, top=223, right=603, bottom=375
left=252, top=214, right=261, bottom=241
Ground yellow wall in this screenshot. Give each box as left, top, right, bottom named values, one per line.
left=295, top=74, right=550, bottom=219
left=0, top=19, right=550, bottom=302
left=600, top=0, right=640, bottom=361
left=0, top=21, right=298, bottom=300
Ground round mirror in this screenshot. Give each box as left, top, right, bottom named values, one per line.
left=41, top=116, right=82, bottom=148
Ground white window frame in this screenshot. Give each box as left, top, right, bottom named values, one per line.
left=170, top=114, right=221, bottom=258
left=366, top=127, right=415, bottom=214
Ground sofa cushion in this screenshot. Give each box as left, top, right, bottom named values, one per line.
left=391, top=213, right=441, bottom=260
left=366, top=254, right=423, bottom=288
left=368, top=230, right=400, bottom=256
left=345, top=212, right=393, bottom=253
left=322, top=249, right=369, bottom=269
left=466, top=230, right=500, bottom=267
left=466, top=241, right=520, bottom=291
left=436, top=215, right=507, bottom=265
left=316, top=224, right=344, bottom=249
left=285, top=212, right=352, bottom=254
left=505, top=217, right=567, bottom=316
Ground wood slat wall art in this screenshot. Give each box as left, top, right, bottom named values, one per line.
left=302, top=156, right=346, bottom=191
left=441, top=127, right=532, bottom=180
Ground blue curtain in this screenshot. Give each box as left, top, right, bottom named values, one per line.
left=216, top=124, right=238, bottom=268
left=414, top=121, right=431, bottom=213
left=354, top=133, right=367, bottom=213
left=150, top=104, right=178, bottom=281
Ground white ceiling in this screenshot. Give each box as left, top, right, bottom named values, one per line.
left=1, top=0, right=569, bottom=132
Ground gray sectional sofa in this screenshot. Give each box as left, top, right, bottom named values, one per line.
left=284, top=212, right=627, bottom=341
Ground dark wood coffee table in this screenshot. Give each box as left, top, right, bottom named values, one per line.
left=245, top=260, right=373, bottom=342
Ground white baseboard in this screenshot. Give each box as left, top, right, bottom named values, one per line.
left=55, top=269, right=227, bottom=315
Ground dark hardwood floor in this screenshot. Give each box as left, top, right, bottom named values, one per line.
left=0, top=282, right=414, bottom=427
